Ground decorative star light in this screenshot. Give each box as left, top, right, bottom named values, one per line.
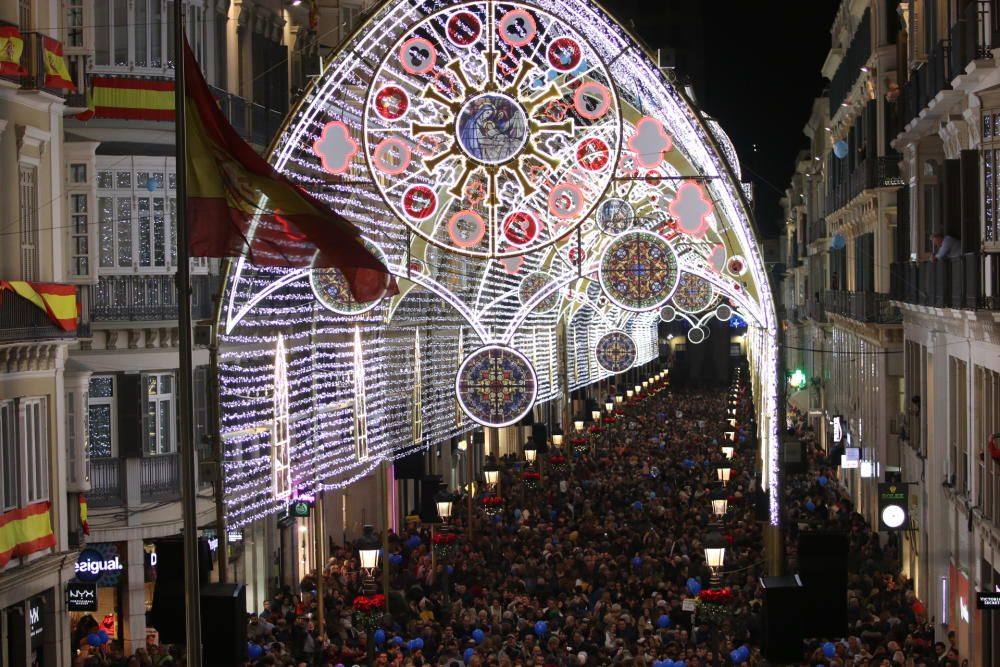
left=313, top=121, right=359, bottom=175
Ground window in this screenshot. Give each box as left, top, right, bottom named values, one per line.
left=21, top=398, right=48, bottom=503
left=19, top=165, right=38, bottom=282
left=341, top=2, right=362, bottom=38
left=92, top=0, right=206, bottom=72
left=68, top=194, right=90, bottom=277
left=272, top=336, right=291, bottom=499
left=982, top=111, right=1000, bottom=244
left=1, top=401, right=18, bottom=511
left=146, top=374, right=175, bottom=455
left=949, top=357, right=969, bottom=495
left=18, top=0, right=31, bottom=30
left=88, top=377, right=115, bottom=459
left=65, top=0, right=84, bottom=47
left=66, top=390, right=87, bottom=488
left=97, top=163, right=177, bottom=272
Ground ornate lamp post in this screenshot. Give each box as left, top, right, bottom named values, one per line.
left=721, top=445, right=734, bottom=460
left=703, top=531, right=727, bottom=586
left=716, top=463, right=732, bottom=484
left=710, top=489, right=728, bottom=518
left=355, top=525, right=383, bottom=665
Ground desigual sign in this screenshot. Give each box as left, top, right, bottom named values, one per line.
left=75, top=547, right=124, bottom=584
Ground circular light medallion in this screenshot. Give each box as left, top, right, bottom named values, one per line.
left=882, top=504, right=906, bottom=529
left=402, top=185, right=437, bottom=220
left=596, top=330, right=637, bottom=373
left=399, top=37, right=437, bottom=75
left=498, top=9, right=537, bottom=47
left=687, top=326, right=706, bottom=345
left=518, top=272, right=558, bottom=313
left=548, top=183, right=585, bottom=219
left=576, top=138, right=611, bottom=171
left=547, top=36, right=582, bottom=71
left=574, top=82, right=612, bottom=120
left=374, top=86, right=409, bottom=120
left=598, top=230, right=680, bottom=312
left=715, top=303, right=733, bottom=321
left=727, top=255, right=748, bottom=276
left=456, top=345, right=538, bottom=427
left=446, top=11, right=481, bottom=47
left=502, top=211, right=539, bottom=246
left=311, top=238, right=391, bottom=316
left=596, top=198, right=634, bottom=235
left=372, top=138, right=411, bottom=175
left=671, top=272, right=717, bottom=314
left=448, top=210, right=486, bottom=248
left=456, top=93, right=529, bottom=165
left=659, top=305, right=676, bottom=322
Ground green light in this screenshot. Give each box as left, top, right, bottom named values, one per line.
left=787, top=368, right=808, bottom=390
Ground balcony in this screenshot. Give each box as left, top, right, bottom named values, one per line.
left=0, top=26, right=86, bottom=107
left=950, top=0, right=997, bottom=78
left=807, top=299, right=827, bottom=323
left=828, top=8, right=872, bottom=115
left=902, top=39, right=952, bottom=127
left=822, top=290, right=902, bottom=324
left=140, top=453, right=181, bottom=502
left=825, top=157, right=903, bottom=217
left=807, top=218, right=827, bottom=244
left=91, top=274, right=214, bottom=322
left=210, top=86, right=285, bottom=148
left=88, top=458, right=123, bottom=508
left=890, top=254, right=1000, bottom=310
left=0, top=283, right=79, bottom=343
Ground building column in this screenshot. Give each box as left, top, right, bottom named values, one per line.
left=123, top=538, right=147, bottom=655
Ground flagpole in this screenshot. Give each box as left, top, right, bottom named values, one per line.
left=173, top=2, right=204, bottom=665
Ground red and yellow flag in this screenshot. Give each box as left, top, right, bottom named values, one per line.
left=42, top=36, right=75, bottom=91
left=0, top=25, right=27, bottom=76
left=0, top=281, right=78, bottom=331
left=0, top=502, right=56, bottom=569
left=87, top=76, right=174, bottom=121
left=183, top=39, right=396, bottom=303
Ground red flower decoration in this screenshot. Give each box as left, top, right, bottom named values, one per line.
left=522, top=471, right=541, bottom=480
left=548, top=455, right=566, bottom=465
left=352, top=594, right=386, bottom=612
left=698, top=588, right=733, bottom=604
left=480, top=496, right=505, bottom=506
left=571, top=437, right=588, bottom=446
left=431, top=533, right=458, bottom=545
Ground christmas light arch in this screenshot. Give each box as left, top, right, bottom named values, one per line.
left=218, top=0, right=781, bottom=529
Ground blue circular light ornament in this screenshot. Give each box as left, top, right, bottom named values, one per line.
left=831, top=233, right=846, bottom=250
left=145, top=176, right=158, bottom=192
left=833, top=140, right=848, bottom=159
left=534, top=620, right=548, bottom=636
left=464, top=648, right=475, bottom=663
left=822, top=642, right=836, bottom=657
left=657, top=614, right=671, bottom=628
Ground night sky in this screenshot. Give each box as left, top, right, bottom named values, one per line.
left=602, top=0, right=841, bottom=237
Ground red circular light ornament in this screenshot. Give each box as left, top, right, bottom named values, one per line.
left=447, top=11, right=481, bottom=46
left=547, top=37, right=582, bottom=71
left=402, top=185, right=437, bottom=220
left=503, top=211, right=539, bottom=246
left=374, top=86, right=409, bottom=120
left=576, top=138, right=610, bottom=171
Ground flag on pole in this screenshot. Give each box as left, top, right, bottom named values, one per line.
left=41, top=36, right=75, bottom=91
left=79, top=494, right=90, bottom=535
left=182, top=39, right=395, bottom=303
left=0, top=26, right=28, bottom=76
left=0, top=281, right=78, bottom=331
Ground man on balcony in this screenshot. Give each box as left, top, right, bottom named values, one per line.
left=930, top=230, right=961, bottom=261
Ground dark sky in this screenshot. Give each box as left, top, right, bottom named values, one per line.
left=602, top=0, right=841, bottom=237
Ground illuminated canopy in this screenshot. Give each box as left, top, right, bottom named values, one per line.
left=217, top=0, right=780, bottom=529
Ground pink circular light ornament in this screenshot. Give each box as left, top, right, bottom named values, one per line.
left=576, top=138, right=611, bottom=171
left=498, top=9, right=537, bottom=48
left=448, top=210, right=487, bottom=249
left=548, top=183, right=585, bottom=219
left=399, top=37, right=437, bottom=76
left=372, top=138, right=412, bottom=176
left=574, top=82, right=612, bottom=120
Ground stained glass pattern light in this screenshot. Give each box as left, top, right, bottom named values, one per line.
left=518, top=271, right=558, bottom=313
left=598, top=230, right=679, bottom=311
left=310, top=239, right=391, bottom=315
left=671, top=272, right=716, bottom=314
left=456, top=345, right=538, bottom=427
left=595, top=330, right=636, bottom=373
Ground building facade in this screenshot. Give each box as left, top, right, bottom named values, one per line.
left=782, top=0, right=1000, bottom=663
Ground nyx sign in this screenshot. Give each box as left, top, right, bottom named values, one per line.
left=66, top=582, right=98, bottom=612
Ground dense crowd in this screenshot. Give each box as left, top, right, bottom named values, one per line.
left=74, top=371, right=957, bottom=667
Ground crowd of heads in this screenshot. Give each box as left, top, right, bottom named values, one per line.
left=74, top=371, right=955, bottom=667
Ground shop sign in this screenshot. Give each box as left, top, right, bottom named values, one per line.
left=977, top=592, right=1000, bottom=609
left=290, top=500, right=312, bottom=518
left=66, top=582, right=98, bottom=612
left=74, top=544, right=125, bottom=586
left=29, top=596, right=44, bottom=647
left=832, top=415, right=843, bottom=443
left=877, top=483, right=908, bottom=531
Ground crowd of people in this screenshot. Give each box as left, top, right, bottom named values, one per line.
left=75, top=368, right=957, bottom=667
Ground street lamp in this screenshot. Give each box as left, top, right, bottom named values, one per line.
left=435, top=491, right=454, bottom=524
left=524, top=445, right=537, bottom=464
left=626, top=389, right=634, bottom=398
left=703, top=531, right=727, bottom=584
left=724, top=430, right=735, bottom=442
left=634, top=384, right=641, bottom=394
left=357, top=525, right=381, bottom=589
left=716, top=463, right=732, bottom=483
left=721, top=445, right=735, bottom=460
left=605, top=401, right=614, bottom=414
left=457, top=439, right=468, bottom=452
left=574, top=420, right=585, bottom=432
left=591, top=410, right=601, bottom=422
left=551, top=434, right=563, bottom=448
left=615, top=395, right=624, bottom=404
left=710, top=489, right=728, bottom=518
left=483, top=463, right=500, bottom=489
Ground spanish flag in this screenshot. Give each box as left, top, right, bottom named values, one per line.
left=42, top=36, right=75, bottom=91
left=182, top=39, right=396, bottom=303
left=0, top=281, right=78, bottom=331
left=0, top=25, right=27, bottom=76
left=0, top=502, right=56, bottom=569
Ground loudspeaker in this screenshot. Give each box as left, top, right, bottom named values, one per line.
left=418, top=475, right=444, bottom=523
left=150, top=538, right=212, bottom=643
left=394, top=449, right=424, bottom=480
left=201, top=583, right=247, bottom=666
left=760, top=575, right=805, bottom=662
left=797, top=532, right=848, bottom=637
